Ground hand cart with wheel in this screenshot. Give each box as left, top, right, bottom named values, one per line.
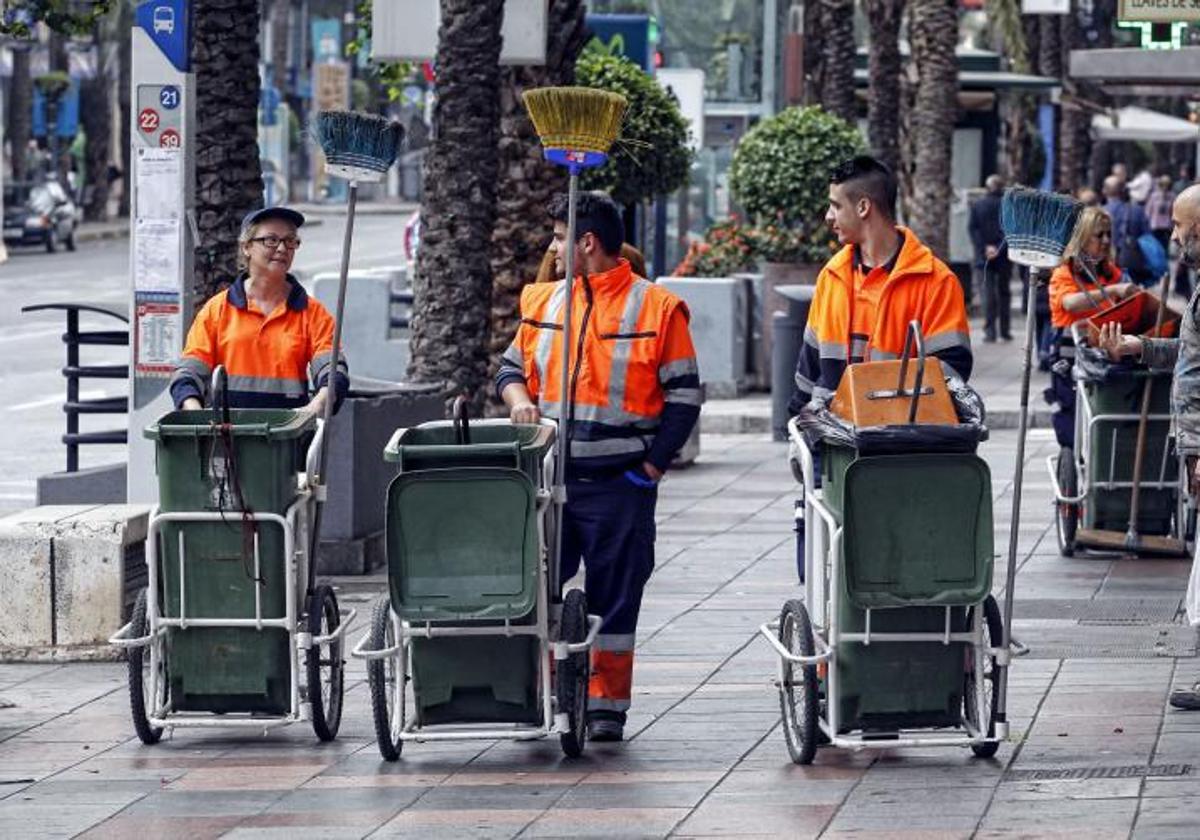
left=109, top=373, right=355, bottom=743
left=761, top=326, right=1013, bottom=764
left=351, top=412, right=601, bottom=760
left=1047, top=323, right=1194, bottom=558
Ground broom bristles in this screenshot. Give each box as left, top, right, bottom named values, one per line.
left=1001, top=187, right=1082, bottom=269
left=314, top=110, right=404, bottom=181
left=522, top=87, right=627, bottom=154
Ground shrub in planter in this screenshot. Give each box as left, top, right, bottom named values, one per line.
left=728, top=106, right=864, bottom=264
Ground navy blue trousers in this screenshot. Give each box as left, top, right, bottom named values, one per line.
left=560, top=473, right=657, bottom=721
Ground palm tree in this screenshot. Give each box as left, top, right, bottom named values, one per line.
left=191, top=0, right=264, bottom=303
left=408, top=0, right=506, bottom=409
left=865, top=0, right=904, bottom=175
left=904, top=0, right=958, bottom=258
left=819, top=0, right=857, bottom=123
left=489, top=0, right=587, bottom=371
left=8, top=45, right=32, bottom=181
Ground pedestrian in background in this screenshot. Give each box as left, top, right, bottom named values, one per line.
left=1147, top=175, right=1175, bottom=250
left=969, top=174, right=1012, bottom=342
left=1104, top=174, right=1153, bottom=285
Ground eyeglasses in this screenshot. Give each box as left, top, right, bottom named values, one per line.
left=251, top=235, right=302, bottom=251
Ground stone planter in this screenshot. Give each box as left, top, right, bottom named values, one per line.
left=757, top=262, right=820, bottom=389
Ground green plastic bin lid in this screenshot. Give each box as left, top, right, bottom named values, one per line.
left=383, top=421, right=555, bottom=463
left=146, top=408, right=316, bottom=441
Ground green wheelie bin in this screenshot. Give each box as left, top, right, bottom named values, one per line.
left=146, top=408, right=315, bottom=714
left=382, top=422, right=556, bottom=726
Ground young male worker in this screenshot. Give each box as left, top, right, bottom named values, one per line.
left=496, top=192, right=701, bottom=741
left=789, top=155, right=973, bottom=415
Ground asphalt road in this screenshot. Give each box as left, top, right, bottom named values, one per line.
left=0, top=213, right=408, bottom=513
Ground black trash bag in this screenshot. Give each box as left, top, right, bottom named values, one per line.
left=795, top=376, right=989, bottom=456
left=1073, top=340, right=1143, bottom=384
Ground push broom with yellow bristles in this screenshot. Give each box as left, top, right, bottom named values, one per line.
left=521, top=86, right=627, bottom=597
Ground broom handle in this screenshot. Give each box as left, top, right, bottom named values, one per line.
left=1126, top=270, right=1172, bottom=543
left=997, top=265, right=1042, bottom=725
left=308, top=181, right=357, bottom=595
left=549, top=170, right=579, bottom=601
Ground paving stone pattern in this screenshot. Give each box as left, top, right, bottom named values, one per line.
left=1, top=422, right=1199, bottom=838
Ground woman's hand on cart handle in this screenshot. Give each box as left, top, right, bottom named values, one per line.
left=1097, top=322, right=1143, bottom=362
left=181, top=397, right=202, bottom=411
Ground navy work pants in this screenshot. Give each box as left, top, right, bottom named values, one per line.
left=560, top=473, right=657, bottom=723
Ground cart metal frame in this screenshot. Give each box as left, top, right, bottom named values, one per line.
left=760, top=418, right=1012, bottom=753
left=351, top=419, right=601, bottom=747
left=110, top=430, right=357, bottom=735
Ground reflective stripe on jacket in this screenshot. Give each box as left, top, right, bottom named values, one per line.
left=1048, top=259, right=1123, bottom=329
left=496, top=258, right=701, bottom=475
left=169, top=274, right=349, bottom=409
left=789, top=228, right=973, bottom=415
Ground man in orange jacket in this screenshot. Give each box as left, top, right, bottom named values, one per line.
left=789, top=155, right=973, bottom=415
left=497, top=191, right=701, bottom=742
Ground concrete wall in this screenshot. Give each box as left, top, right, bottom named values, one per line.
left=658, top=276, right=749, bottom=398
left=0, top=504, right=148, bottom=661
left=312, top=267, right=410, bottom=382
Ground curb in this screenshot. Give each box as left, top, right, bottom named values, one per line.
left=74, top=216, right=329, bottom=245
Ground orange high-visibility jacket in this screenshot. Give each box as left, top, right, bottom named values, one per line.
left=789, top=228, right=973, bottom=415
left=497, top=259, right=701, bottom=475
left=169, top=274, right=348, bottom=409
left=1049, top=259, right=1124, bottom=329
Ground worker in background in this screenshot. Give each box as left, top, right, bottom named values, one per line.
left=497, top=191, right=701, bottom=742
left=1045, top=206, right=1137, bottom=450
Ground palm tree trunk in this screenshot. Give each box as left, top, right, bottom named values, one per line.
left=489, top=0, right=587, bottom=373
left=865, top=0, right=904, bottom=175
left=80, top=20, right=113, bottom=221
left=408, top=0, right=505, bottom=410
left=191, top=0, right=264, bottom=305
left=905, top=0, right=958, bottom=259
left=819, top=0, right=857, bottom=123
left=118, top=0, right=132, bottom=217
left=1057, top=10, right=1089, bottom=194
left=8, top=46, right=32, bottom=182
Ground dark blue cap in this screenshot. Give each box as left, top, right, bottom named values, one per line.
left=241, top=206, right=305, bottom=233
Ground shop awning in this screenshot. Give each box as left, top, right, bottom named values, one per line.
left=1092, top=106, right=1200, bottom=143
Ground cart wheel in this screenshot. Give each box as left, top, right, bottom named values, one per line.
left=367, top=595, right=404, bottom=761
left=778, top=599, right=819, bottom=765
left=306, top=585, right=344, bottom=742
left=1055, top=448, right=1078, bottom=557
left=128, top=588, right=164, bottom=745
left=557, top=588, right=590, bottom=759
left=965, top=595, right=1003, bottom=759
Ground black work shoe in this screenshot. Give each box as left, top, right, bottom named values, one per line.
left=983, top=333, right=997, bottom=344
left=1169, top=685, right=1200, bottom=710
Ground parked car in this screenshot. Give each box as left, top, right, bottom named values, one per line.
left=2, top=180, right=78, bottom=252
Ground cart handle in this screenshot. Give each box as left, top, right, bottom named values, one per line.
left=452, top=394, right=471, bottom=445
left=1044, top=454, right=1088, bottom=505
left=559, top=614, right=603, bottom=657
left=108, top=620, right=159, bottom=649
left=896, top=320, right=926, bottom=424
left=757, top=620, right=834, bottom=665
left=211, top=365, right=230, bottom=427
left=349, top=627, right=403, bottom=661
left=311, top=607, right=358, bottom=646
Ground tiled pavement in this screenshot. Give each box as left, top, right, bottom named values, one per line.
left=1, top=424, right=1198, bottom=838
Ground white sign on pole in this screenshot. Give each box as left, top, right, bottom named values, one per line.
left=133, top=218, right=182, bottom=292
left=1022, top=0, right=1070, bottom=12
left=1119, top=0, right=1200, bottom=22
left=656, top=69, right=706, bottom=152
left=372, top=0, right=546, bottom=64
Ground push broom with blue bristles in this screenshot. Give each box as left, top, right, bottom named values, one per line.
left=308, top=111, right=404, bottom=593
left=521, top=87, right=627, bottom=599
left=996, top=187, right=1082, bottom=741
